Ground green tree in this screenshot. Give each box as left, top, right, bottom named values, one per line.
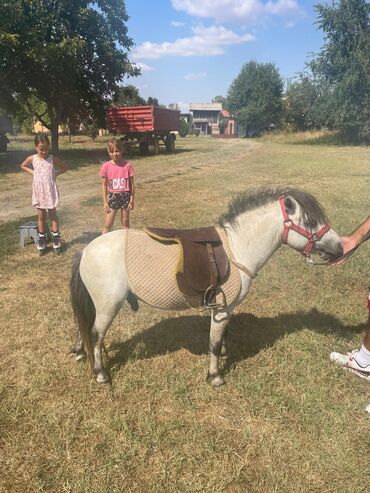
left=212, top=95, right=226, bottom=107
left=226, top=60, right=283, bottom=136
left=0, top=0, right=138, bottom=150
left=309, top=0, right=370, bottom=142
left=283, top=73, right=332, bottom=131
left=179, top=117, right=189, bottom=137
left=146, top=96, right=159, bottom=106
left=113, top=85, right=146, bottom=106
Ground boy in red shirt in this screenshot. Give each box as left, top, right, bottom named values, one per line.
left=100, top=139, right=135, bottom=234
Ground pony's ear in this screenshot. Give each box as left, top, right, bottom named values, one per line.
left=284, top=197, right=296, bottom=214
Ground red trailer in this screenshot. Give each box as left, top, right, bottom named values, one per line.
left=106, top=105, right=180, bottom=155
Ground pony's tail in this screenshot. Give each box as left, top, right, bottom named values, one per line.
left=70, top=251, right=95, bottom=370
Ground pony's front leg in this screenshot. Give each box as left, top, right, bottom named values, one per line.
left=207, top=310, right=231, bottom=387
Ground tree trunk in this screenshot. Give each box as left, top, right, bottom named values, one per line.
left=47, top=103, right=61, bottom=152
left=50, top=119, right=59, bottom=152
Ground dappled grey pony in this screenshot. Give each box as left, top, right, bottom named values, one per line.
left=71, top=187, right=342, bottom=386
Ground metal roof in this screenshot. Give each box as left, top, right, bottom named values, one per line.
left=189, top=103, right=222, bottom=111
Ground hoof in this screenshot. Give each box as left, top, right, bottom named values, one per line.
left=207, top=373, right=225, bottom=388
left=75, top=353, right=86, bottom=362
left=96, top=372, right=110, bottom=384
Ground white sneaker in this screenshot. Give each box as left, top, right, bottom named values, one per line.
left=346, top=357, right=370, bottom=382
left=330, top=350, right=370, bottom=382
left=330, top=349, right=359, bottom=366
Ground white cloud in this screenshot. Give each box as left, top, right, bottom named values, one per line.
left=133, top=24, right=255, bottom=60
left=171, top=0, right=304, bottom=23
left=135, top=62, right=155, bottom=72
left=265, top=0, right=301, bottom=16
left=171, top=20, right=186, bottom=27
left=184, top=72, right=207, bottom=80
left=284, top=20, right=295, bottom=28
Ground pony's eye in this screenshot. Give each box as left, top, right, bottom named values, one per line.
left=306, top=220, right=316, bottom=228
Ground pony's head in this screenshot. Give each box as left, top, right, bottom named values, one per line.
left=279, top=189, right=342, bottom=262
left=219, top=187, right=343, bottom=263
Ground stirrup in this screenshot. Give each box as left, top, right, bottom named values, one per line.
left=203, top=286, right=227, bottom=309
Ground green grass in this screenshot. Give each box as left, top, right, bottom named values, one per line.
left=0, top=132, right=369, bottom=492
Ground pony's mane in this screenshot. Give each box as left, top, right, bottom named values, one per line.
left=218, top=187, right=328, bottom=227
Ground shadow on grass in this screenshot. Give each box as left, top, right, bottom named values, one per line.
left=109, top=309, right=365, bottom=375
left=0, top=147, right=194, bottom=174
left=67, top=231, right=100, bottom=247
left=0, top=148, right=107, bottom=173
left=0, top=150, right=30, bottom=173
left=0, top=210, right=99, bottom=262
left=0, top=215, right=36, bottom=261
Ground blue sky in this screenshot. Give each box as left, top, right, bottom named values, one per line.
left=124, top=0, right=326, bottom=111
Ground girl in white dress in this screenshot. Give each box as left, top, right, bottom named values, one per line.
left=21, top=134, right=68, bottom=253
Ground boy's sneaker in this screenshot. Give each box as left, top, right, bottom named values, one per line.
left=51, top=231, right=62, bottom=250
left=330, top=350, right=370, bottom=382
left=36, top=233, right=47, bottom=253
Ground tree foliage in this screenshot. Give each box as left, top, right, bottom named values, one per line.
left=212, top=95, right=226, bottom=107
left=283, top=73, right=332, bottom=131
left=179, top=117, right=189, bottom=137
left=309, top=0, right=370, bottom=142
left=226, top=60, right=283, bottom=135
left=113, top=85, right=146, bottom=106
left=0, top=0, right=139, bottom=149
left=113, top=86, right=161, bottom=107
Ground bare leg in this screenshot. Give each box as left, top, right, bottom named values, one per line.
left=37, top=208, right=47, bottom=233
left=207, top=311, right=231, bottom=387
left=48, top=208, right=59, bottom=232
left=102, top=209, right=117, bottom=234
left=363, top=312, right=370, bottom=350
left=120, top=209, right=129, bottom=229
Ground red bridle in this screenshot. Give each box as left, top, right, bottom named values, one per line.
left=279, top=196, right=331, bottom=256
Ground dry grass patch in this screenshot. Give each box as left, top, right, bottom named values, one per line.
left=0, top=133, right=369, bottom=492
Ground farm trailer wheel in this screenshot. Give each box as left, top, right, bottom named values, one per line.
left=147, top=137, right=159, bottom=155
left=139, top=141, right=149, bottom=155
left=165, top=134, right=176, bottom=153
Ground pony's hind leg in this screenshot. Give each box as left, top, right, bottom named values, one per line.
left=207, top=311, right=231, bottom=387
left=78, top=230, right=130, bottom=383
left=72, top=331, right=86, bottom=361
left=91, top=309, right=120, bottom=383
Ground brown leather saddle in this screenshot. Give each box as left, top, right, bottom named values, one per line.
left=144, top=226, right=230, bottom=308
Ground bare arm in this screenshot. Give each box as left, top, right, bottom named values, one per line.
left=20, top=156, right=34, bottom=175
left=342, top=215, right=370, bottom=253
left=53, top=156, right=69, bottom=176
left=101, top=177, right=110, bottom=213
left=128, top=177, right=135, bottom=211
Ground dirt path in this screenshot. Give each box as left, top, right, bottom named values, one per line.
left=0, top=145, right=251, bottom=224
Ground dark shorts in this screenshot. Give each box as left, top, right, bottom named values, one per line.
left=108, top=192, right=130, bottom=210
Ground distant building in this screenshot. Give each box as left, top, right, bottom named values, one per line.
left=32, top=119, right=63, bottom=134
left=219, top=109, right=237, bottom=136
left=189, top=103, right=238, bottom=136
left=190, top=103, right=222, bottom=135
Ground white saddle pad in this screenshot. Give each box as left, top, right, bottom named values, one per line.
left=126, top=227, right=241, bottom=310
